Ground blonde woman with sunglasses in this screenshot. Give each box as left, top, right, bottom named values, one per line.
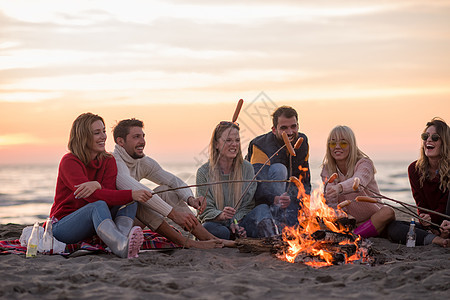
left=321, top=125, right=395, bottom=238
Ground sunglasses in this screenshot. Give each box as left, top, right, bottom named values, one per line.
left=219, top=121, right=239, bottom=127
left=329, top=140, right=349, bottom=149
left=421, top=132, right=440, bottom=142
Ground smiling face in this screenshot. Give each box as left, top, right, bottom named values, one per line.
left=118, top=126, right=146, bottom=159
left=329, top=139, right=350, bottom=163
left=216, top=127, right=240, bottom=160
left=89, top=120, right=107, bottom=159
left=423, top=125, right=442, bottom=159
left=272, top=115, right=299, bottom=143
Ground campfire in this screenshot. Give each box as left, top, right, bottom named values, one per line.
left=277, top=176, right=372, bottom=267
left=236, top=175, right=374, bottom=268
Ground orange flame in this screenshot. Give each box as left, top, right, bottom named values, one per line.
left=278, top=173, right=368, bottom=267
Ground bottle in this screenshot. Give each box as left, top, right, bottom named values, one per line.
left=406, top=219, right=416, bottom=248
left=26, top=222, right=40, bottom=258
left=41, top=218, right=54, bottom=254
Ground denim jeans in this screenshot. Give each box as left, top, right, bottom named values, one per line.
left=240, top=204, right=275, bottom=238
left=203, top=204, right=275, bottom=239
left=267, top=163, right=301, bottom=227
left=53, top=201, right=138, bottom=244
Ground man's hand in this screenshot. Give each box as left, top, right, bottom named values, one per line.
left=187, top=196, right=207, bottom=214
left=274, top=192, right=291, bottom=209
left=74, top=181, right=101, bottom=199
left=419, top=213, right=432, bottom=227
left=168, top=210, right=199, bottom=232
left=131, top=190, right=153, bottom=203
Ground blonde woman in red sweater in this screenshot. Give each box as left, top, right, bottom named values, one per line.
left=50, top=113, right=151, bottom=258
left=320, top=125, right=395, bottom=238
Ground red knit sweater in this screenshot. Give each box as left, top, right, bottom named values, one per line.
left=50, top=153, right=133, bottom=221
left=408, top=160, right=449, bottom=225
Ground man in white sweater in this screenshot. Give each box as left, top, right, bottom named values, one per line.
left=112, top=119, right=227, bottom=249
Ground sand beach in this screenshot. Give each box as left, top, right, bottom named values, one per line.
left=1, top=214, right=449, bottom=300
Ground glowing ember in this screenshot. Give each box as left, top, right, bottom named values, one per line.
left=279, top=175, right=371, bottom=268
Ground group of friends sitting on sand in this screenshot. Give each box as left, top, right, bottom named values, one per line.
left=48, top=106, right=450, bottom=258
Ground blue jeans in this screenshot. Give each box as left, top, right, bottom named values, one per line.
left=53, top=201, right=137, bottom=244
left=266, top=163, right=300, bottom=227
left=203, top=204, right=275, bottom=239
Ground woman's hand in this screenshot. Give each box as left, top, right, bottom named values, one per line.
left=325, top=184, right=341, bottom=203
left=74, top=181, right=101, bottom=199
left=440, top=220, right=450, bottom=238
left=419, top=213, right=432, bottom=227
left=132, top=190, right=153, bottom=203
left=217, top=206, right=236, bottom=221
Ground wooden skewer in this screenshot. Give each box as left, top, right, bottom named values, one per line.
left=120, top=179, right=290, bottom=209
left=358, top=183, right=450, bottom=221
left=355, top=196, right=442, bottom=228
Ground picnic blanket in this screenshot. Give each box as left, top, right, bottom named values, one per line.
left=0, top=230, right=181, bottom=256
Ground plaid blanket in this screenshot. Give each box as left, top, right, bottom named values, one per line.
left=0, top=230, right=180, bottom=256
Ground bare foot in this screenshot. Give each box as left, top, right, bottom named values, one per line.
left=185, top=239, right=224, bottom=249
left=432, top=236, right=449, bottom=248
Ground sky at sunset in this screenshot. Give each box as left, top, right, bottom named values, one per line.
left=0, top=0, right=449, bottom=168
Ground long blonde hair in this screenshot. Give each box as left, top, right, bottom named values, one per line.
left=415, top=117, right=450, bottom=192
left=322, top=125, right=373, bottom=178
left=208, top=122, right=243, bottom=210
left=68, top=112, right=110, bottom=165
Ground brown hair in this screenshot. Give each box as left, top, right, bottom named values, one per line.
left=68, top=113, right=110, bottom=165
left=415, top=117, right=450, bottom=192
left=113, top=118, right=144, bottom=143
left=272, top=106, right=298, bottom=128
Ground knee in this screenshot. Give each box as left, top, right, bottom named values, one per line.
left=268, top=163, right=288, bottom=180
left=379, top=207, right=396, bottom=223
left=92, top=200, right=109, bottom=210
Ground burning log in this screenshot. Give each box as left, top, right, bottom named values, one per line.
left=311, top=230, right=357, bottom=243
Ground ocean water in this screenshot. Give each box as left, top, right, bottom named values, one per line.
left=0, top=161, right=414, bottom=225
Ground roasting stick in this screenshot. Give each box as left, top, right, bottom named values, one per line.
left=345, top=177, right=440, bottom=226
left=336, top=197, right=424, bottom=225
left=153, top=179, right=290, bottom=195
left=354, top=177, right=450, bottom=221
left=351, top=177, right=418, bottom=218
left=337, top=177, right=449, bottom=229
left=355, top=196, right=442, bottom=229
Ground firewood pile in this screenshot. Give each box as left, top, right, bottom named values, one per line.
left=236, top=217, right=379, bottom=266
